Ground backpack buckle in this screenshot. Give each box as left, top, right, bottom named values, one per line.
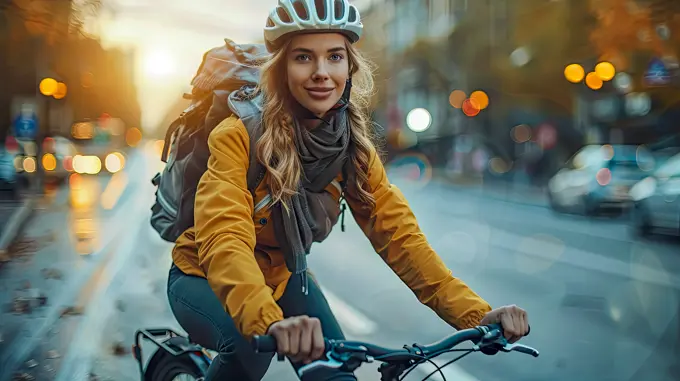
left=151, top=172, right=161, bottom=186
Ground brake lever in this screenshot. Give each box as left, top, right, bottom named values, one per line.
left=297, top=352, right=344, bottom=377
left=500, top=342, right=540, bottom=357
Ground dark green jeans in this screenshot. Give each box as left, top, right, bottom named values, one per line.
left=167, top=264, right=356, bottom=381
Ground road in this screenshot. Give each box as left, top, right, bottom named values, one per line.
left=1, top=144, right=679, bottom=381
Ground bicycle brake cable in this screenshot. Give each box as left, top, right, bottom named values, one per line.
left=419, top=350, right=474, bottom=381
left=372, top=351, right=445, bottom=381
left=394, top=347, right=445, bottom=381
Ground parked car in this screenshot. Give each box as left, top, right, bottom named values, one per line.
left=629, top=153, right=680, bottom=237
left=548, top=144, right=653, bottom=214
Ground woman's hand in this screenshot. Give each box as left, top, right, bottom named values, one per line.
left=479, top=305, right=529, bottom=343
left=266, top=315, right=325, bottom=364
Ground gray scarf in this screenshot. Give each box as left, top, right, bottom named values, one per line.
left=271, top=110, right=350, bottom=294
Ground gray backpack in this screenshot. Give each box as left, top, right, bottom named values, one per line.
left=150, top=39, right=270, bottom=242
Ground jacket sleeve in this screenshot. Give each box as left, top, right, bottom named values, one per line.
left=346, top=148, right=492, bottom=329
left=194, top=116, right=283, bottom=338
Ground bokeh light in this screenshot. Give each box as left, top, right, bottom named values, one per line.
left=595, top=61, right=616, bottom=81
left=489, top=157, right=511, bottom=174
left=23, top=156, right=37, bottom=173
left=53, top=82, right=68, bottom=99
left=585, top=72, right=603, bottom=90
left=462, top=99, right=480, bottom=117
left=126, top=127, right=143, bottom=146
left=601, top=144, right=614, bottom=160
left=449, top=90, right=466, bottom=108
left=42, top=153, right=57, bottom=171
left=81, top=72, right=94, bottom=88
left=564, top=64, right=585, bottom=83
left=470, top=91, right=489, bottom=110
left=511, top=124, right=532, bottom=143
left=388, top=153, right=433, bottom=188
left=406, top=108, right=432, bottom=132
left=105, top=152, right=126, bottom=173
left=596, top=168, right=612, bottom=186
left=39, top=78, right=58, bottom=96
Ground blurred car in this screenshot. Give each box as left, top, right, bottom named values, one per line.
left=548, top=144, right=653, bottom=215
left=0, top=145, right=19, bottom=199
left=41, top=136, right=78, bottom=183
left=629, top=153, right=680, bottom=237
left=71, top=139, right=126, bottom=176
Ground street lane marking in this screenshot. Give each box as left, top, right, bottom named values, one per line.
left=320, top=287, right=480, bottom=381
left=491, top=228, right=680, bottom=290
left=320, top=286, right=377, bottom=336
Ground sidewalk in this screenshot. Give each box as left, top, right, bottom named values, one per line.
left=0, top=195, right=37, bottom=264
left=430, top=169, right=549, bottom=208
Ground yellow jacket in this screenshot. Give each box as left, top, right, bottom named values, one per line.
left=172, top=116, right=492, bottom=339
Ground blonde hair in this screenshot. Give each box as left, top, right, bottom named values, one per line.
left=257, top=37, right=379, bottom=209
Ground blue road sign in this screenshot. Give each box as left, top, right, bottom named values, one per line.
left=13, top=113, right=38, bottom=139
left=644, top=57, right=671, bottom=87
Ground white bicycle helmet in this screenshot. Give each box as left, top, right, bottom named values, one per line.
left=264, top=0, right=363, bottom=51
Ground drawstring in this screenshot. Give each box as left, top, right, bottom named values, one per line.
left=300, top=270, right=308, bottom=295
left=340, top=193, right=347, bottom=233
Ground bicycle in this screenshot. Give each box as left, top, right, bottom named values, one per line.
left=132, top=323, right=538, bottom=381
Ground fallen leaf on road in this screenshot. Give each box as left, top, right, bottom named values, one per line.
left=112, top=341, right=129, bottom=356
left=8, top=238, right=39, bottom=257
left=38, top=294, right=47, bottom=306
left=60, top=306, right=84, bottom=317
left=41, top=268, right=63, bottom=280
left=12, top=373, right=35, bottom=381
left=11, top=297, right=32, bottom=314
left=46, top=350, right=60, bottom=359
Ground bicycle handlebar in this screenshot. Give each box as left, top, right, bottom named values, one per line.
left=252, top=323, right=538, bottom=378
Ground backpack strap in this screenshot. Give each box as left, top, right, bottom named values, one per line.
left=228, top=85, right=266, bottom=195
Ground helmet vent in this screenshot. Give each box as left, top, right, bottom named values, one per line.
left=334, top=0, right=345, bottom=20
left=348, top=5, right=357, bottom=23
left=292, top=0, right=310, bottom=21
left=314, top=0, right=327, bottom=20
left=276, top=6, right=293, bottom=23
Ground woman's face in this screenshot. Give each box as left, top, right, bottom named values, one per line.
left=286, top=33, right=350, bottom=117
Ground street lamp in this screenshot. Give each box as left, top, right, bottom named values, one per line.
left=595, top=62, right=616, bottom=81
left=39, top=78, right=58, bottom=96
left=564, top=64, right=585, bottom=83
left=53, top=82, right=67, bottom=99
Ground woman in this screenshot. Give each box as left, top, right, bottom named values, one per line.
left=167, top=0, right=530, bottom=380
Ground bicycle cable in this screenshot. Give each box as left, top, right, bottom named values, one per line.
left=372, top=351, right=445, bottom=381
left=398, top=347, right=472, bottom=381
left=419, top=349, right=474, bottom=381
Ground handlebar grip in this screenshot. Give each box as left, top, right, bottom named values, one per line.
left=485, top=323, right=530, bottom=337
left=252, top=335, right=278, bottom=353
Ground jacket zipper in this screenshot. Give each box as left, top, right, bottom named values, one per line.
left=254, top=193, right=272, bottom=213
left=331, top=180, right=342, bottom=194
left=156, top=189, right=178, bottom=218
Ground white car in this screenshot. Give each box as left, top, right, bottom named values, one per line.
left=629, top=153, right=680, bottom=236
left=548, top=144, right=653, bottom=215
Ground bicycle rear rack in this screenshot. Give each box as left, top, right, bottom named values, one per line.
left=132, top=328, right=207, bottom=380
